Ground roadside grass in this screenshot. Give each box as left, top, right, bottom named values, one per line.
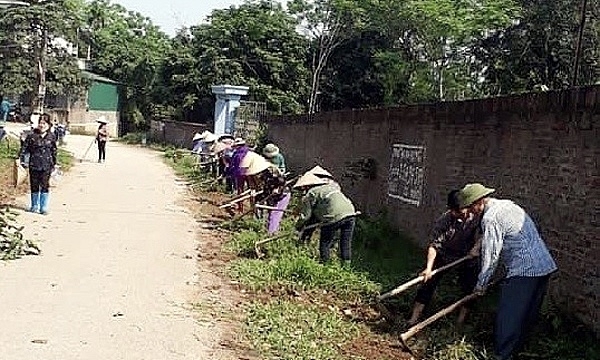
left=245, top=299, right=359, bottom=360
left=57, top=147, right=74, bottom=170
left=162, top=147, right=600, bottom=360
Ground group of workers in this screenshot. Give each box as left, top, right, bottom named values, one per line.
left=190, top=132, right=557, bottom=360
left=190, top=132, right=359, bottom=264
left=409, top=183, right=557, bottom=360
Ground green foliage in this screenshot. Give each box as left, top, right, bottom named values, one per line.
left=230, top=255, right=379, bottom=300
left=428, top=337, right=491, bottom=360
left=157, top=0, right=310, bottom=121
left=245, top=299, right=359, bottom=360
left=226, top=217, right=379, bottom=299
left=474, top=0, right=600, bottom=93
left=83, top=0, right=171, bottom=130
left=56, top=146, right=74, bottom=170
left=119, top=132, right=146, bottom=145
left=352, top=214, right=423, bottom=290
left=0, top=207, right=39, bottom=260
left=0, top=0, right=87, bottom=103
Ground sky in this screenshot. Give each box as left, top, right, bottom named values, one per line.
left=111, top=0, right=262, bottom=37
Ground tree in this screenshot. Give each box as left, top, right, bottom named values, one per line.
left=82, top=0, right=171, bottom=129
left=288, top=0, right=363, bottom=114
left=473, top=0, right=600, bottom=94
left=0, top=0, right=86, bottom=110
left=157, top=0, right=310, bottom=121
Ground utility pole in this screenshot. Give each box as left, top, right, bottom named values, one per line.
left=572, top=0, right=588, bottom=87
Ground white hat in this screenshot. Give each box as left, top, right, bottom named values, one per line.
left=218, top=134, right=235, bottom=142
left=240, top=151, right=261, bottom=169
left=293, top=173, right=328, bottom=188
left=204, top=133, right=218, bottom=143
left=307, top=165, right=333, bottom=178
left=97, top=116, right=108, bottom=124
left=192, top=133, right=203, bottom=141
left=211, top=142, right=228, bottom=154
left=245, top=156, right=273, bottom=176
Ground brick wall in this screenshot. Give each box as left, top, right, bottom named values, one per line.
left=148, top=119, right=208, bottom=148
left=266, top=86, right=600, bottom=334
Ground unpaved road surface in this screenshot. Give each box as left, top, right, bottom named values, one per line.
left=0, top=126, right=239, bottom=359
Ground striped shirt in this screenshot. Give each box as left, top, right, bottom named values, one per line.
left=477, top=198, right=557, bottom=289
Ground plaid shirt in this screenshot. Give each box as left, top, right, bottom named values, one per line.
left=477, top=199, right=557, bottom=289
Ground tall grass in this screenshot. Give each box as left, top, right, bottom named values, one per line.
left=245, top=299, right=359, bottom=360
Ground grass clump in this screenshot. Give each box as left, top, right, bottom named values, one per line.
left=245, top=299, right=358, bottom=360
left=230, top=255, right=379, bottom=300
left=428, top=337, right=490, bottom=360
left=56, top=147, right=74, bottom=170
left=226, top=217, right=379, bottom=300
left=119, top=132, right=146, bottom=145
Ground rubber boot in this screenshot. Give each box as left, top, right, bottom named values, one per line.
left=29, top=192, right=40, bottom=213
left=39, top=192, right=50, bottom=215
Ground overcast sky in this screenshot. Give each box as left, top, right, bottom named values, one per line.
left=112, top=0, right=286, bottom=37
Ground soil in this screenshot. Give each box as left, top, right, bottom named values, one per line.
left=0, top=123, right=413, bottom=360
left=0, top=125, right=252, bottom=360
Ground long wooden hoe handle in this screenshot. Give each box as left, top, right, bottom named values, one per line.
left=377, top=255, right=473, bottom=302
left=219, top=191, right=264, bottom=209
left=400, top=292, right=480, bottom=343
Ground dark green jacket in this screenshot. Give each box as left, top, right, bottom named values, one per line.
left=296, top=183, right=355, bottom=229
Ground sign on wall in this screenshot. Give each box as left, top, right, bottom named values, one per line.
left=388, top=144, right=426, bottom=206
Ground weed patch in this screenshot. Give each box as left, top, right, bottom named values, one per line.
left=245, top=299, right=358, bottom=360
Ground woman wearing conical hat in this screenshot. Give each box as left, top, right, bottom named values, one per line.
left=293, top=172, right=356, bottom=265
left=245, top=155, right=291, bottom=234
left=307, top=165, right=341, bottom=190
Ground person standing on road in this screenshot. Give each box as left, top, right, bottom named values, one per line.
left=0, top=95, right=10, bottom=123
left=96, top=118, right=109, bottom=163
left=20, top=114, right=57, bottom=215
left=458, top=183, right=557, bottom=360
left=407, top=190, right=481, bottom=327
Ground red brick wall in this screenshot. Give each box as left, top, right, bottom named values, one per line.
left=266, top=86, right=600, bottom=334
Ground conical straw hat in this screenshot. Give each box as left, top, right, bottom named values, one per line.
left=245, top=156, right=272, bottom=176
left=293, top=172, right=328, bottom=188
left=204, top=133, right=218, bottom=142
left=192, top=133, right=203, bottom=141
left=240, top=151, right=260, bottom=169
left=211, top=142, right=228, bottom=154
left=307, top=165, right=333, bottom=178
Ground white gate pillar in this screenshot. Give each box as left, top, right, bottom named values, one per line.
left=211, top=85, right=249, bottom=135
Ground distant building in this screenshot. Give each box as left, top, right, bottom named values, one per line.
left=65, top=70, right=121, bottom=137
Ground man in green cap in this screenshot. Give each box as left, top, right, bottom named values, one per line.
left=458, top=183, right=557, bottom=360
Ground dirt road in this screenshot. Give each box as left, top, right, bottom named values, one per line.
left=0, top=128, right=238, bottom=359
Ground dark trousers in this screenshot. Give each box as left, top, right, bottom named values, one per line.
left=415, top=256, right=479, bottom=306
left=98, top=140, right=106, bottom=161
left=495, top=275, right=550, bottom=360
left=319, top=217, right=356, bottom=263
left=29, top=169, right=51, bottom=193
